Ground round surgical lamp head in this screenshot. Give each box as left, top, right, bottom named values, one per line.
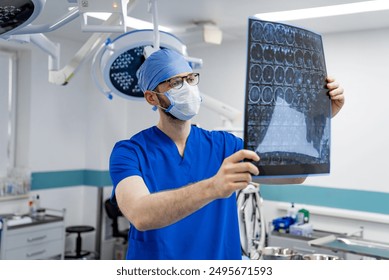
left=0, top=0, right=46, bottom=37
left=97, top=29, right=190, bottom=100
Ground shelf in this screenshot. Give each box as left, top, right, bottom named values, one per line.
left=0, top=194, right=29, bottom=202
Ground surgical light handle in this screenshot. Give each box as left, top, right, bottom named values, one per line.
left=91, top=39, right=115, bottom=99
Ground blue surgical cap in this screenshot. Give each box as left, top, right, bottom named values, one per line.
left=136, top=48, right=192, bottom=92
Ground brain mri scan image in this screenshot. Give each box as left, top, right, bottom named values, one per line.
left=244, top=18, right=331, bottom=177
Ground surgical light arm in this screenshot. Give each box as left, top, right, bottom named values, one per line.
left=3, top=1, right=138, bottom=85
left=48, top=29, right=113, bottom=85
left=200, top=92, right=242, bottom=126
left=8, top=8, right=80, bottom=36
left=7, top=10, right=124, bottom=85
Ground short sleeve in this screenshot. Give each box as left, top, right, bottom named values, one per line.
left=219, top=131, right=244, bottom=156
left=109, top=141, right=142, bottom=188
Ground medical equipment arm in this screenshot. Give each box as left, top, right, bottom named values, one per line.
left=200, top=92, right=242, bottom=126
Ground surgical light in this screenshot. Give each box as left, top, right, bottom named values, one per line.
left=0, top=0, right=46, bottom=37
left=91, top=29, right=197, bottom=100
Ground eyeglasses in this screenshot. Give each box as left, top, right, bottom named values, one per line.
left=164, top=73, right=200, bottom=89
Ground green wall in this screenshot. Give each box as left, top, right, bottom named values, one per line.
left=31, top=170, right=389, bottom=215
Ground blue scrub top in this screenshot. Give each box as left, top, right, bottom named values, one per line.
left=109, top=125, right=243, bottom=260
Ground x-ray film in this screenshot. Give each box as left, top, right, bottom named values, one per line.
left=243, top=18, right=331, bottom=177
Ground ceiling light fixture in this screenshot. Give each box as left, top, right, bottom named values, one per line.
left=202, top=23, right=223, bottom=45
left=254, top=0, right=389, bottom=22
left=86, top=12, right=172, bottom=32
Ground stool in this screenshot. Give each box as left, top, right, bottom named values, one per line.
left=65, top=225, right=95, bottom=259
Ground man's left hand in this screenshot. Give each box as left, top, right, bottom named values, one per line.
left=327, top=76, right=345, bottom=117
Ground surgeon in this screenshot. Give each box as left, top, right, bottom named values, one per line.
left=109, top=49, right=344, bottom=260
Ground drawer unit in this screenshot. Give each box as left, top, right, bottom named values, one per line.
left=4, top=239, right=64, bottom=260
left=5, top=223, right=64, bottom=250
left=0, top=214, right=65, bottom=260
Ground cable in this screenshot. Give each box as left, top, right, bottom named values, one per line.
left=236, top=182, right=266, bottom=259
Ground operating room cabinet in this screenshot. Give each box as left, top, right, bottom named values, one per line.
left=0, top=216, right=65, bottom=260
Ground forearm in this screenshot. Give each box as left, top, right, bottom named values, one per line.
left=116, top=150, right=260, bottom=231
left=128, top=178, right=216, bottom=231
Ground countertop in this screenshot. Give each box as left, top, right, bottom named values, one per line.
left=270, top=229, right=344, bottom=241
left=0, top=212, right=64, bottom=230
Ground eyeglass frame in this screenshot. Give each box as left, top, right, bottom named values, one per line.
left=161, top=73, right=200, bottom=90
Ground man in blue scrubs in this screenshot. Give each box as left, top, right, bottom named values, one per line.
left=109, top=49, right=345, bottom=259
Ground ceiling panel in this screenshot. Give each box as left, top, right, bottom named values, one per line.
left=10, top=0, right=389, bottom=44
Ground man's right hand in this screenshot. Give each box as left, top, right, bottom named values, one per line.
left=209, top=149, right=260, bottom=199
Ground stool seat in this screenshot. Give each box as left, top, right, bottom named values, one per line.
left=66, top=225, right=94, bottom=234
left=65, top=225, right=96, bottom=259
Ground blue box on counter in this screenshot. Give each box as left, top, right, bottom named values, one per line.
left=272, top=216, right=295, bottom=232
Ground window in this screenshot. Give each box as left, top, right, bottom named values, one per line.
left=0, top=50, right=22, bottom=197
left=0, top=50, right=16, bottom=176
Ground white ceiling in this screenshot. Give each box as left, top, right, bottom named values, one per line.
left=28, top=0, right=389, bottom=44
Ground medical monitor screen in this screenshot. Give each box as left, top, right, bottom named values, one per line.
left=243, top=18, right=331, bottom=177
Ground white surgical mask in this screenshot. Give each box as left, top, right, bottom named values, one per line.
left=157, top=82, right=202, bottom=121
